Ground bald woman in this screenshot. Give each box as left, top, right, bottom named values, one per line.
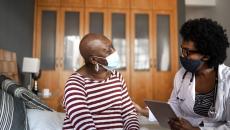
left=62, top=33, right=139, bottom=130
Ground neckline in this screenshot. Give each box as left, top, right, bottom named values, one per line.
left=76, top=70, right=115, bottom=82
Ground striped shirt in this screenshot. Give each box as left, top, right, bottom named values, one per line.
left=193, top=84, right=217, bottom=117
left=63, top=70, right=139, bottom=130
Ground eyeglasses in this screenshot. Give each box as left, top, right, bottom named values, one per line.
left=181, top=47, right=199, bottom=57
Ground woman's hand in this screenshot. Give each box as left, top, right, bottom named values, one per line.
left=168, top=117, right=200, bottom=130
left=133, top=102, right=143, bottom=113
left=132, top=102, right=149, bottom=117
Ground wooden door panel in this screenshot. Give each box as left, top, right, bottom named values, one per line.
left=85, top=9, right=108, bottom=36
left=152, top=10, right=179, bottom=102
left=131, top=72, right=153, bottom=107
left=58, top=8, right=85, bottom=111
left=34, top=7, right=62, bottom=111
left=153, top=73, right=174, bottom=101
left=38, top=71, right=61, bottom=110
left=107, top=9, right=131, bottom=92
left=130, top=10, right=153, bottom=107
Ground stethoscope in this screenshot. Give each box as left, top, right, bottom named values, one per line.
left=176, top=71, right=191, bottom=102
left=176, top=70, right=218, bottom=117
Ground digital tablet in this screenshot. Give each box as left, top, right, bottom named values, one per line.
left=144, top=100, right=177, bottom=128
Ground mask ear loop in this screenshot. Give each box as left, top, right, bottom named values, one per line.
left=95, top=63, right=99, bottom=72
left=91, top=56, right=105, bottom=72
left=97, top=62, right=113, bottom=72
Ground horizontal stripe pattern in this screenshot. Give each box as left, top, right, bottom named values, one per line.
left=63, top=71, right=139, bottom=130
left=193, top=84, right=217, bottom=117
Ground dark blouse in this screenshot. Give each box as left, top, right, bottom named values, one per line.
left=193, top=83, right=218, bottom=117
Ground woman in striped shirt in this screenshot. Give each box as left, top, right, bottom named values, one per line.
left=63, top=33, right=139, bottom=130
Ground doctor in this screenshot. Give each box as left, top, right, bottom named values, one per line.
left=135, top=18, right=230, bottom=130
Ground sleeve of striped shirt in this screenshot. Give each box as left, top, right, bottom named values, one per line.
left=63, top=75, right=96, bottom=130
left=118, top=72, right=140, bottom=130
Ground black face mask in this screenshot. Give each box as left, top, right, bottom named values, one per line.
left=180, top=56, right=204, bottom=74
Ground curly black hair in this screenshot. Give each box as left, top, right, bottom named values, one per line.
left=180, top=18, right=229, bottom=68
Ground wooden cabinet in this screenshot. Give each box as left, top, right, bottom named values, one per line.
left=33, top=0, right=178, bottom=111
left=34, top=6, right=84, bottom=111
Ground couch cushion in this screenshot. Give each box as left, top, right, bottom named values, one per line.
left=0, top=75, right=53, bottom=111
left=0, top=89, right=29, bottom=130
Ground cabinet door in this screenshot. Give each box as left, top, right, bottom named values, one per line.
left=34, top=7, right=61, bottom=109
left=107, top=10, right=131, bottom=91
left=58, top=8, right=84, bottom=111
left=152, top=10, right=178, bottom=101
left=85, top=9, right=108, bottom=36
left=130, top=10, right=154, bottom=107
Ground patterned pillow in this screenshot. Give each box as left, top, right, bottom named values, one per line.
left=0, top=75, right=53, bottom=111
left=0, top=89, right=29, bottom=130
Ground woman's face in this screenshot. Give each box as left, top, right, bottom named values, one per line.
left=181, top=40, right=204, bottom=60
left=97, top=40, right=115, bottom=58
left=90, top=39, right=115, bottom=65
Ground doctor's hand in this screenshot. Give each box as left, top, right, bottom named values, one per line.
left=168, top=117, right=200, bottom=130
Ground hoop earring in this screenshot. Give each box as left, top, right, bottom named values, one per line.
left=95, top=63, right=99, bottom=72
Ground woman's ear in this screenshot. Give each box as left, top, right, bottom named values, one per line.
left=89, top=56, right=96, bottom=64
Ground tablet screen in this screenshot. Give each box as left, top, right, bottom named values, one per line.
left=144, top=100, right=177, bottom=128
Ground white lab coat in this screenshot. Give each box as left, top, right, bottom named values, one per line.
left=167, top=64, right=230, bottom=130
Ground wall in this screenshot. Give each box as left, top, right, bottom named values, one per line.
left=177, top=0, right=185, bottom=57
left=186, top=0, right=230, bottom=66
left=0, top=0, right=35, bottom=82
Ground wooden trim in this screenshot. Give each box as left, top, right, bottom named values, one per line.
left=60, top=0, right=84, bottom=8
left=37, top=0, right=61, bottom=7
left=85, top=0, right=108, bottom=8
left=155, top=0, right=177, bottom=10
left=131, top=0, right=154, bottom=10
left=108, top=0, right=130, bottom=9
left=33, top=0, right=38, bottom=57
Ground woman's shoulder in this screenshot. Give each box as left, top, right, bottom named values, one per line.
left=218, top=64, right=230, bottom=95
left=218, top=64, right=230, bottom=80
left=112, top=70, right=123, bottom=79
left=67, top=71, right=85, bottom=83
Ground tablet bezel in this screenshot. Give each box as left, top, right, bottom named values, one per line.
left=144, top=100, right=177, bottom=128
